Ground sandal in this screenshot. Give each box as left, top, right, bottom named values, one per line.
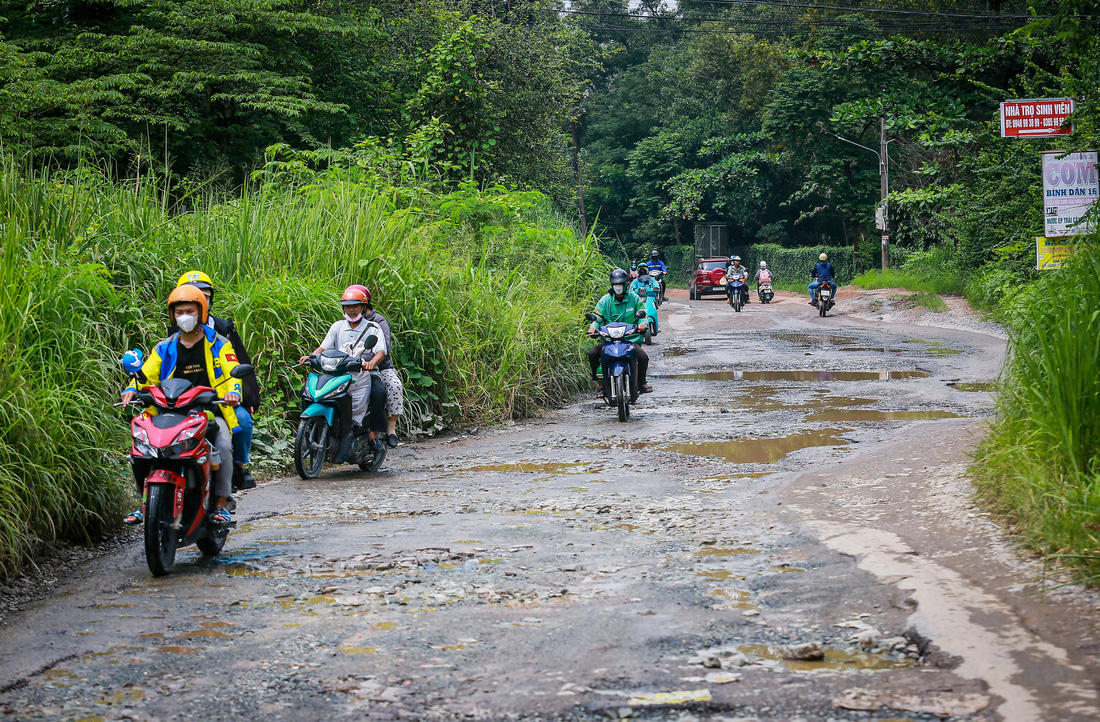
left=209, top=507, right=232, bottom=527
left=640, top=384, right=654, bottom=394
left=596, top=390, right=606, bottom=399
left=123, top=508, right=143, bottom=526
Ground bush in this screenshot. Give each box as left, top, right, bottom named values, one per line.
left=748, top=243, right=855, bottom=284
left=973, top=240, right=1100, bottom=585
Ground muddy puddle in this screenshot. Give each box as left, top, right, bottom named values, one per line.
left=661, top=370, right=929, bottom=382
left=708, top=588, right=755, bottom=610
left=737, top=644, right=915, bottom=672
left=773, top=333, right=962, bottom=357
left=467, top=462, right=595, bottom=474
left=805, top=409, right=965, bottom=422
left=949, top=382, right=997, bottom=392
left=664, top=429, right=850, bottom=464
left=663, top=347, right=693, bottom=357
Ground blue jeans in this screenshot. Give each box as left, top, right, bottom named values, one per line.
left=232, top=407, right=254, bottom=466
left=808, top=280, right=837, bottom=299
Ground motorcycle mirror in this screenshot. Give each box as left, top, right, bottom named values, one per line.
left=120, top=348, right=144, bottom=373
left=585, top=312, right=598, bottom=322
left=230, top=364, right=255, bottom=379
left=635, top=309, right=647, bottom=319
left=364, top=335, right=378, bottom=349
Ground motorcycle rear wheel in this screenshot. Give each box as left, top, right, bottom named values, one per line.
left=144, top=485, right=178, bottom=577
left=358, top=444, right=387, bottom=473
left=613, top=374, right=630, bottom=422
left=294, top=417, right=328, bottom=479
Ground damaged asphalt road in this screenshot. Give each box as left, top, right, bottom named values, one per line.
left=1, top=289, right=1099, bottom=721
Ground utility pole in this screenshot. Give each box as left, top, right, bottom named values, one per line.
left=879, top=116, right=890, bottom=270
left=571, top=117, right=588, bottom=239
left=823, top=122, right=892, bottom=270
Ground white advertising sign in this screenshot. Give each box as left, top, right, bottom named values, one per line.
left=1042, top=150, right=1098, bottom=238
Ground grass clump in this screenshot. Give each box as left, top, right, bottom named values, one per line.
left=972, top=241, right=1100, bottom=585
left=0, top=155, right=606, bottom=578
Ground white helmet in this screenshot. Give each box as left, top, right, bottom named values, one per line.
left=759, top=261, right=767, bottom=269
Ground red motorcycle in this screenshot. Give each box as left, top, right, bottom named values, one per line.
left=123, top=360, right=253, bottom=576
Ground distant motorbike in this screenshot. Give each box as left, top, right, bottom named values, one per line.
left=816, top=283, right=836, bottom=317
left=586, top=310, right=647, bottom=422
left=293, top=336, right=386, bottom=479
left=120, top=349, right=254, bottom=577
left=636, top=285, right=659, bottom=344
left=757, top=281, right=774, bottom=304
left=721, top=276, right=748, bottom=312
left=649, top=269, right=666, bottom=306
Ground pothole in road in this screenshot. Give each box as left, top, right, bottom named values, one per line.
left=467, top=462, right=596, bottom=474
left=708, top=588, right=756, bottom=610
left=949, top=381, right=997, bottom=392
left=694, top=547, right=761, bottom=558
left=805, top=409, right=965, bottom=422
left=772, top=333, right=963, bottom=357
left=736, top=643, right=916, bottom=672
left=663, top=429, right=850, bottom=464
left=661, top=370, right=929, bottom=382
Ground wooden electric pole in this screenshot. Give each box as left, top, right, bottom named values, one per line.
left=879, top=116, right=890, bottom=270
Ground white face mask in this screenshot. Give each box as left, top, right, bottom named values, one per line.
left=612, top=284, right=625, bottom=296
left=176, top=314, right=199, bottom=333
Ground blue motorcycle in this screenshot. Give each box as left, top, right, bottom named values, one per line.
left=721, top=275, right=749, bottom=312
left=293, top=336, right=385, bottom=478
left=586, top=310, right=646, bottom=422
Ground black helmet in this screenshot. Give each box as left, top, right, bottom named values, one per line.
left=610, top=268, right=630, bottom=285
left=650, top=250, right=659, bottom=258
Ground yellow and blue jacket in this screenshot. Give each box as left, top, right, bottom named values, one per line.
left=124, top=325, right=243, bottom=432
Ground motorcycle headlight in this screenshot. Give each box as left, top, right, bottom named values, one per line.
left=607, top=326, right=627, bottom=340
left=133, top=439, right=158, bottom=458
left=320, top=356, right=341, bottom=372
left=164, top=437, right=200, bottom=457
left=132, top=426, right=149, bottom=443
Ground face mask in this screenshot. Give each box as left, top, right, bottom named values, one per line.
left=176, top=314, right=199, bottom=333
left=345, top=312, right=362, bottom=323
left=612, top=284, right=625, bottom=296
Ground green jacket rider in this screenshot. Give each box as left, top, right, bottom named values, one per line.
left=587, top=268, right=653, bottom=395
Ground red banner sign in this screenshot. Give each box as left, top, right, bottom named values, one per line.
left=1001, top=98, right=1074, bottom=137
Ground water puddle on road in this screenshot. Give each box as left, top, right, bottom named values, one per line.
left=695, top=570, right=745, bottom=580
left=664, top=346, right=694, bottom=357
left=665, top=429, right=850, bottom=464
left=468, top=462, right=594, bottom=474
left=949, top=382, right=997, bottom=392
left=340, top=646, right=379, bottom=654
left=662, top=370, right=929, bottom=382
left=694, top=547, right=761, bottom=558
left=178, top=629, right=232, bottom=639
left=157, top=646, right=196, bottom=654
left=708, top=588, right=756, bottom=610
left=806, top=409, right=965, bottom=422
left=737, top=644, right=914, bottom=672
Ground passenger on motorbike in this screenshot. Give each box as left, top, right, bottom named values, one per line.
left=173, top=271, right=260, bottom=491
left=299, top=286, right=388, bottom=451
left=725, top=255, right=750, bottom=305
left=587, top=269, right=653, bottom=396
left=808, top=253, right=838, bottom=306
left=630, top=264, right=661, bottom=300
left=351, top=284, right=405, bottom=450
left=121, top=286, right=243, bottom=526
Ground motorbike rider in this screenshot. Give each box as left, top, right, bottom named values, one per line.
left=173, top=271, right=259, bottom=491
left=587, top=269, right=653, bottom=396
left=647, top=250, right=668, bottom=299
left=629, top=260, right=640, bottom=281
left=808, top=253, right=838, bottom=306
left=299, top=286, right=388, bottom=450
left=350, top=284, right=404, bottom=450
left=754, top=260, right=773, bottom=288
left=121, top=286, right=243, bottom=527
left=725, top=255, right=750, bottom=305
left=630, top=263, right=661, bottom=300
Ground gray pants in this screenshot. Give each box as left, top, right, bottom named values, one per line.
left=210, top=417, right=233, bottom=498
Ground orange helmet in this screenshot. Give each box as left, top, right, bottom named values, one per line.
left=347, top=284, right=372, bottom=304
left=340, top=286, right=370, bottom=306
left=167, top=284, right=210, bottom=324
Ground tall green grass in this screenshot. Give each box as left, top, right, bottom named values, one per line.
left=973, top=241, right=1100, bottom=584
left=0, top=158, right=606, bottom=577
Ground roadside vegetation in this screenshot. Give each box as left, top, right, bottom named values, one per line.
left=972, top=241, right=1100, bottom=583
left=0, top=149, right=604, bottom=578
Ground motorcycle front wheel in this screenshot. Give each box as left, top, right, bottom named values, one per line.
left=144, top=484, right=178, bottom=577
left=613, top=374, right=630, bottom=422
left=644, top=325, right=652, bottom=345
left=294, top=417, right=328, bottom=479
left=819, top=298, right=829, bottom=317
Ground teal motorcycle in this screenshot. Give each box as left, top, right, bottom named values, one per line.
left=635, top=284, right=659, bottom=345
left=293, top=337, right=386, bottom=478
